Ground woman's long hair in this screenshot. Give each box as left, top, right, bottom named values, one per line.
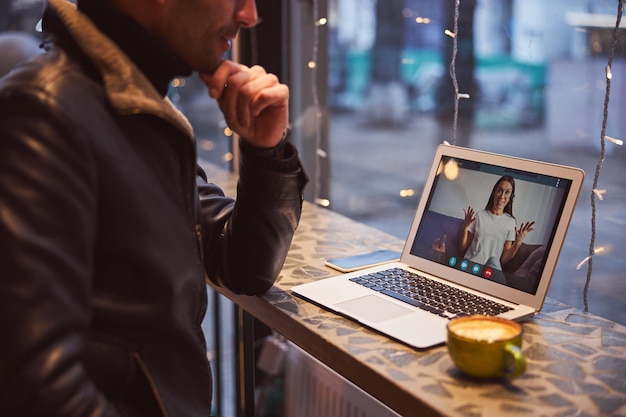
left=485, top=175, right=516, bottom=218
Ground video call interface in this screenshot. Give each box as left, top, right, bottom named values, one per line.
left=409, top=156, right=573, bottom=295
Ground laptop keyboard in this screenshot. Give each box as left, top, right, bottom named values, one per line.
left=349, top=267, right=513, bottom=320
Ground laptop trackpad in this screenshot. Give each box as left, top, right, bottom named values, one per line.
left=336, top=295, right=413, bottom=323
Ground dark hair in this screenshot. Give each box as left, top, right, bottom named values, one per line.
left=485, top=175, right=515, bottom=218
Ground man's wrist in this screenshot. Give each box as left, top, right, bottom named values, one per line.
left=241, top=129, right=290, bottom=159
left=239, top=131, right=299, bottom=172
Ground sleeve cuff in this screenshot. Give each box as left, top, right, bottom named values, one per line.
left=239, top=134, right=300, bottom=172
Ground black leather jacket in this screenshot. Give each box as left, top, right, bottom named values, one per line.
left=0, top=1, right=306, bottom=416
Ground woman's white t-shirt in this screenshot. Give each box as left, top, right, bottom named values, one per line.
left=464, top=210, right=516, bottom=270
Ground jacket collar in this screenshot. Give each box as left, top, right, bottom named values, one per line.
left=47, top=0, right=194, bottom=139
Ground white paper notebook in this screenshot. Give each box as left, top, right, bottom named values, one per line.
left=292, top=144, right=584, bottom=349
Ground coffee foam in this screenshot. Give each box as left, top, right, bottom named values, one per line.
left=450, top=319, right=519, bottom=342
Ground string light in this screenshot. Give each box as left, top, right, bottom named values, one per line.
left=314, top=198, right=330, bottom=207
left=449, top=0, right=461, bottom=145
left=576, top=256, right=591, bottom=271
left=583, top=0, right=623, bottom=313
left=199, top=139, right=214, bottom=151
left=577, top=246, right=608, bottom=270
left=592, top=189, right=607, bottom=200
left=171, top=78, right=186, bottom=88
left=310, top=0, right=328, bottom=208
left=443, top=159, right=460, bottom=180
left=604, top=135, right=623, bottom=145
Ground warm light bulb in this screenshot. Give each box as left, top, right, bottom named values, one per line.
left=315, top=198, right=330, bottom=207
left=593, top=189, right=607, bottom=200
left=444, top=29, right=456, bottom=38
left=604, top=135, right=623, bottom=146
left=200, top=140, right=214, bottom=151
left=171, top=78, right=186, bottom=88
left=443, top=159, right=459, bottom=180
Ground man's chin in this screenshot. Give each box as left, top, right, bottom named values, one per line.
left=199, top=57, right=226, bottom=75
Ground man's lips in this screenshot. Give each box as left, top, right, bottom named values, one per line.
left=219, top=37, right=232, bottom=53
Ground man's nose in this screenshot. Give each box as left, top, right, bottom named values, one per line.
left=235, top=0, right=258, bottom=28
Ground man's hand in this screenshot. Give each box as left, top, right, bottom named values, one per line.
left=199, top=60, right=289, bottom=148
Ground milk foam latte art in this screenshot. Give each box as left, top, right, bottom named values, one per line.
left=448, top=318, right=519, bottom=342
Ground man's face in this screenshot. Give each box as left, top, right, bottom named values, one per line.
left=155, top=0, right=257, bottom=73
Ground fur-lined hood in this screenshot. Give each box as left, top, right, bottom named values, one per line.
left=47, top=0, right=194, bottom=139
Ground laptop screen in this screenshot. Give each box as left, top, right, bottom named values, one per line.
left=409, top=155, right=573, bottom=295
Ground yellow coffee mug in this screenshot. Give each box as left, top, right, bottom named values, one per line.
left=447, top=315, right=526, bottom=379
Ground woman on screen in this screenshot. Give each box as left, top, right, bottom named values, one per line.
left=459, top=175, right=535, bottom=271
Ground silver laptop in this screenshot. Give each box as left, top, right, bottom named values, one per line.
left=291, top=144, right=584, bottom=349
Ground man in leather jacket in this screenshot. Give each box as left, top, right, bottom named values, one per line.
left=0, top=0, right=307, bottom=416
